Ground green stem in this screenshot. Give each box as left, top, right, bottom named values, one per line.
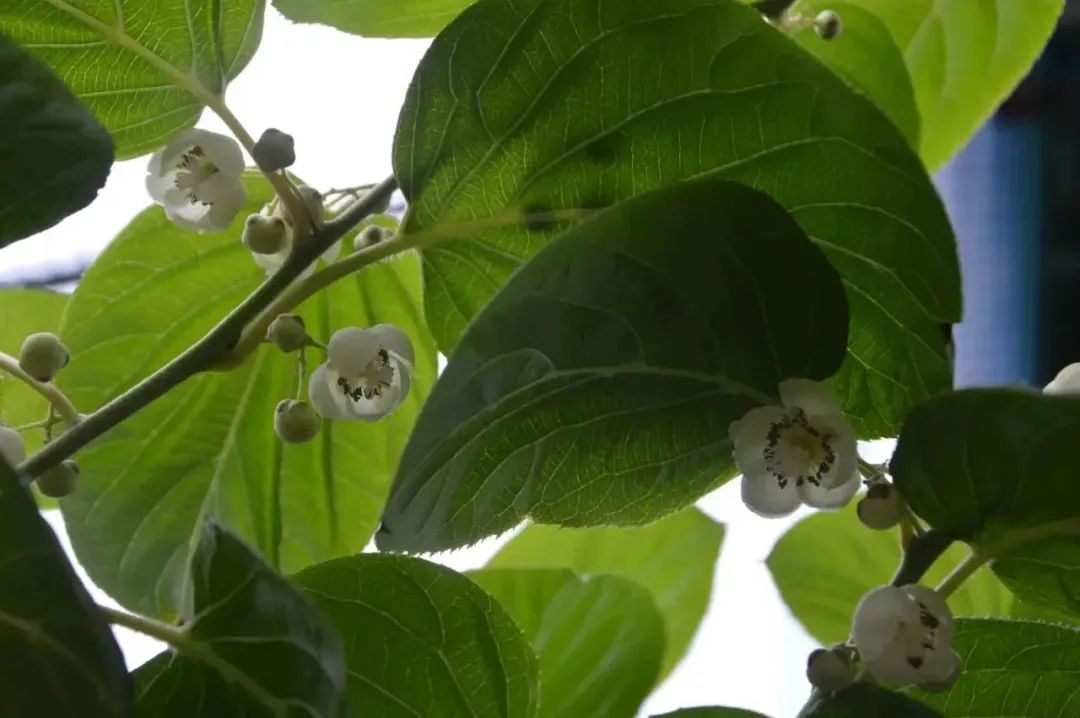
left=935, top=551, right=986, bottom=598
left=12, top=418, right=51, bottom=433
left=100, top=605, right=190, bottom=648
left=17, top=178, right=399, bottom=481
left=0, top=352, right=80, bottom=425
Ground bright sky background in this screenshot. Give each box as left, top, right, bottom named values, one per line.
left=1, top=9, right=907, bottom=716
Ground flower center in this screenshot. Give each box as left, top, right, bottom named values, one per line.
left=892, top=599, right=942, bottom=669
left=336, top=348, right=395, bottom=401
left=173, top=145, right=220, bottom=205
left=764, top=409, right=835, bottom=489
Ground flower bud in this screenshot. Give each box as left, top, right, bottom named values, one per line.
left=252, top=128, right=296, bottom=172
left=356, top=225, right=393, bottom=250
left=0, top=425, right=26, bottom=466
left=857, top=482, right=906, bottom=530
left=806, top=647, right=854, bottom=691
left=297, top=185, right=325, bottom=225
left=274, top=400, right=321, bottom=443
left=814, top=10, right=843, bottom=39
left=266, top=314, right=309, bottom=353
left=19, top=332, right=69, bottom=382
left=37, top=460, right=80, bottom=498
left=243, top=215, right=288, bottom=255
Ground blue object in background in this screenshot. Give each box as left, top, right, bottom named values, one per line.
left=936, top=119, right=1043, bottom=389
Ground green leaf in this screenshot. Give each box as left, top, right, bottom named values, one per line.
left=0, top=34, right=113, bottom=246
left=910, top=619, right=1080, bottom=716
left=131, top=522, right=348, bottom=717
left=806, top=684, right=939, bottom=717
left=789, top=2, right=920, bottom=147
left=293, top=554, right=539, bottom=718
left=0, top=289, right=69, bottom=458
left=652, top=710, right=768, bottom=718
left=0, top=0, right=266, bottom=158
left=0, top=456, right=131, bottom=717
left=271, top=0, right=474, bottom=37
left=377, top=179, right=848, bottom=553
left=892, top=389, right=1080, bottom=549
left=767, top=503, right=1013, bottom=646
left=487, top=509, right=724, bottom=678
left=58, top=177, right=436, bottom=618
left=799, top=0, right=1064, bottom=169
left=994, top=537, right=1080, bottom=622
left=394, top=0, right=959, bottom=438
left=470, top=569, right=663, bottom=718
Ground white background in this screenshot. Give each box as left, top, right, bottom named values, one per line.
left=0, top=9, right=905, bottom=716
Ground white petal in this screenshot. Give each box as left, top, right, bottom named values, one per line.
left=852, top=585, right=909, bottom=662
left=395, top=359, right=413, bottom=404
left=307, top=364, right=352, bottom=420
left=922, top=649, right=961, bottom=685
left=0, top=426, right=26, bottom=466
left=368, top=324, right=415, bottom=366
left=902, top=584, right=955, bottom=644
left=253, top=247, right=287, bottom=275
left=779, top=378, right=842, bottom=416
left=741, top=473, right=801, bottom=518
left=730, top=405, right=787, bottom=479
left=327, top=327, right=380, bottom=377
left=347, top=387, right=399, bottom=422
left=811, top=413, right=858, bottom=489
left=1045, top=362, right=1080, bottom=396
left=145, top=168, right=174, bottom=203
left=865, top=649, right=925, bottom=686
left=797, top=469, right=860, bottom=509
left=196, top=130, right=245, bottom=176
left=202, top=175, right=247, bottom=231
left=146, top=146, right=166, bottom=177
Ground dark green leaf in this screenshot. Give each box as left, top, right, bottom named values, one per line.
left=487, top=509, right=723, bottom=678
left=1, top=0, right=265, bottom=157
left=0, top=34, right=112, bottom=246
left=471, top=569, right=663, bottom=718
left=806, top=683, right=939, bottom=717
left=131, top=523, right=348, bottom=717
left=272, top=0, right=474, bottom=37
left=911, top=619, right=1080, bottom=716
left=892, top=389, right=1080, bottom=549
left=652, top=709, right=768, bottom=718
left=377, top=180, right=848, bottom=553
left=789, top=2, right=920, bottom=147
left=801, top=0, right=1064, bottom=169
left=0, top=456, right=131, bottom=717
left=767, top=503, right=1012, bottom=645
left=59, top=177, right=436, bottom=617
left=293, top=554, right=539, bottom=718
left=394, top=0, right=959, bottom=438
left=994, top=537, right=1080, bottom=622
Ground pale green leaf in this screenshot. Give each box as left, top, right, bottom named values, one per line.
left=293, top=554, right=539, bottom=718
left=471, top=569, right=663, bottom=718
left=377, top=180, right=848, bottom=553
left=1, top=0, right=266, bottom=157
left=58, top=177, right=436, bottom=617
left=394, top=0, right=959, bottom=438
left=487, top=509, right=724, bottom=678
left=767, top=503, right=1012, bottom=646
left=272, top=0, right=474, bottom=37
left=994, top=537, right=1080, bottom=622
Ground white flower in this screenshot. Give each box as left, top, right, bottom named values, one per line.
left=146, top=129, right=246, bottom=231
left=852, top=584, right=959, bottom=686
left=251, top=186, right=338, bottom=277
left=309, top=325, right=414, bottom=421
left=730, top=378, right=859, bottom=517
left=1044, top=362, right=1080, bottom=396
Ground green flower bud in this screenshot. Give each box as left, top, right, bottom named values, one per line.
left=266, top=314, right=309, bottom=353
left=356, top=225, right=393, bottom=250
left=814, top=10, right=843, bottom=40
left=857, top=482, right=906, bottom=530
left=274, top=400, right=321, bottom=443
left=0, top=424, right=26, bottom=466
left=38, top=460, right=80, bottom=498
left=19, top=332, right=69, bottom=382
left=252, top=128, right=296, bottom=172
left=806, top=647, right=855, bottom=691
left=243, top=215, right=288, bottom=255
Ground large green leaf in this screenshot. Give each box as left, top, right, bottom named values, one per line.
left=0, top=456, right=131, bottom=717
left=0, top=289, right=69, bottom=458
left=376, top=180, right=848, bottom=553
left=487, top=509, right=723, bottom=678
left=795, top=0, right=1063, bottom=169
left=767, top=503, right=1012, bottom=645
left=652, top=710, right=768, bottom=718
left=1, top=0, right=266, bottom=158
left=59, top=177, right=436, bottom=618
left=892, top=389, right=1080, bottom=549
left=293, top=554, right=539, bottom=718
left=132, top=523, right=348, bottom=717
left=471, top=569, right=663, bottom=718
left=272, top=0, right=474, bottom=37
left=910, top=619, right=1080, bottom=716
left=789, top=2, right=920, bottom=147
left=994, top=537, right=1080, bottom=621
left=806, top=684, right=939, bottom=717
left=0, top=34, right=113, bottom=246
left=394, top=0, right=959, bottom=438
